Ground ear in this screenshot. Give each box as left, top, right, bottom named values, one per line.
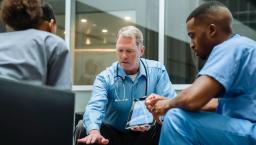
left=208, top=24, right=217, bottom=37
left=139, top=46, right=145, bottom=57
left=48, top=19, right=56, bottom=33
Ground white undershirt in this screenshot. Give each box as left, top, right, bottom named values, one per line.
left=128, top=73, right=137, bottom=81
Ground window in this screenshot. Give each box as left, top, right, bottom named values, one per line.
left=2, top=0, right=255, bottom=86
left=45, top=0, right=66, bottom=39
left=164, top=0, right=200, bottom=84
left=0, top=0, right=4, bottom=32
left=164, top=0, right=256, bottom=84
left=205, top=0, right=256, bottom=39
left=0, top=0, right=66, bottom=37
left=73, top=0, right=160, bottom=85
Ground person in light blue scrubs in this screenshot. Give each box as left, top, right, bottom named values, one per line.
left=146, top=1, right=256, bottom=145
left=0, top=0, right=71, bottom=90
left=76, top=26, right=176, bottom=145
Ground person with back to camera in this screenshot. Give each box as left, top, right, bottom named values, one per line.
left=0, top=0, right=71, bottom=90
left=76, top=25, right=177, bottom=145
left=39, top=3, right=58, bottom=34
left=145, top=1, right=256, bottom=145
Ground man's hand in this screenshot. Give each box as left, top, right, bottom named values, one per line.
left=77, top=130, right=109, bottom=145
left=152, top=98, right=172, bottom=115
left=145, top=94, right=165, bottom=112
left=145, top=94, right=172, bottom=124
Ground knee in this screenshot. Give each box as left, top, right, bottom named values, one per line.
left=160, top=109, right=198, bottom=144
left=164, top=108, right=187, bottom=120
left=163, top=108, right=191, bottom=130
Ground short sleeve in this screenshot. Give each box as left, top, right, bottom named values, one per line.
left=199, top=44, right=240, bottom=93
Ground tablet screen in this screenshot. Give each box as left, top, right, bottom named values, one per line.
left=126, top=98, right=155, bottom=129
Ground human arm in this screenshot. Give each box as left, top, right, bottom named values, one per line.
left=173, top=75, right=223, bottom=111
left=46, top=36, right=72, bottom=90
left=78, top=74, right=109, bottom=144
left=146, top=75, right=224, bottom=122
left=201, top=98, right=218, bottom=112
left=147, top=39, right=244, bottom=120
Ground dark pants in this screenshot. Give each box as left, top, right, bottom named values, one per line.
left=74, top=120, right=161, bottom=145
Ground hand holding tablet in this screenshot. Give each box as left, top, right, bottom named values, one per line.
left=126, top=97, right=155, bottom=130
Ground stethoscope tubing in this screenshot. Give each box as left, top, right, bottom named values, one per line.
left=115, top=58, right=148, bottom=96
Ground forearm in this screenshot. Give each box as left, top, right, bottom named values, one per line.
left=84, top=75, right=109, bottom=133
left=201, top=98, right=218, bottom=112
left=83, top=110, right=102, bottom=134
left=168, top=76, right=223, bottom=111
left=167, top=88, right=206, bottom=111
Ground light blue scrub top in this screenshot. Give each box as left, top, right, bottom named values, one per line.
left=199, top=34, right=256, bottom=122
left=84, top=58, right=176, bottom=133
left=0, top=29, right=71, bottom=90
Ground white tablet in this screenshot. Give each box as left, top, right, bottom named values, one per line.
left=125, top=97, right=155, bottom=130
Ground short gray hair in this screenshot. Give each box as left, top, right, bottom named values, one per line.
left=117, top=26, right=144, bottom=47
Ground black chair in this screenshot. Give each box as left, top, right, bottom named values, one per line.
left=0, top=78, right=75, bottom=145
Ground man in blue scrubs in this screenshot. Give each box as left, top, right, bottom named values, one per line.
left=146, top=1, right=256, bottom=145
left=76, top=26, right=176, bottom=145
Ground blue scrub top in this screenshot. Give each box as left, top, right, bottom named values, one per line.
left=199, top=34, right=256, bottom=122
left=0, top=29, right=71, bottom=90
left=84, top=58, right=176, bottom=133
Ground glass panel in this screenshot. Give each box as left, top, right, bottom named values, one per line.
left=0, top=0, right=65, bottom=38
left=0, top=0, right=6, bottom=32
left=0, top=22, right=5, bottom=33
left=165, top=0, right=256, bottom=84
left=45, top=0, right=66, bottom=38
left=164, top=0, right=200, bottom=84
left=204, top=0, right=256, bottom=39
left=74, top=0, right=160, bottom=85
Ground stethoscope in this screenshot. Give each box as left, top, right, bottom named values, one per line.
left=114, top=59, right=148, bottom=102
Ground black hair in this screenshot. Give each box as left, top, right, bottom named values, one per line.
left=42, top=3, right=56, bottom=22
left=186, top=1, right=226, bottom=23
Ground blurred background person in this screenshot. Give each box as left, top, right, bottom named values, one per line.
left=0, top=0, right=71, bottom=90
